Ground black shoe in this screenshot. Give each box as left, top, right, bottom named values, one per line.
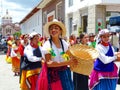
left=14, top=73, right=17, bottom=76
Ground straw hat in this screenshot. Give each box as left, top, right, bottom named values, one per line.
left=68, top=44, right=99, bottom=75
left=44, top=19, right=66, bottom=38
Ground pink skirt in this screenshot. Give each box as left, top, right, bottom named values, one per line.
left=89, top=64, right=119, bottom=90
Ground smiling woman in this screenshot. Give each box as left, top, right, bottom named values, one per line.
left=89, top=29, right=120, bottom=90
left=36, top=19, right=76, bottom=90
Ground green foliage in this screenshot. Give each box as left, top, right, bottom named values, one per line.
left=13, top=31, right=21, bottom=38
left=78, top=26, right=83, bottom=35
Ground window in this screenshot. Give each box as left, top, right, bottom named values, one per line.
left=106, top=12, right=111, bottom=17
left=6, top=28, right=11, bottom=34
left=69, top=0, right=73, bottom=7
left=56, top=2, right=63, bottom=22
left=69, top=17, right=73, bottom=35
left=73, top=24, right=77, bottom=31
left=43, top=11, right=47, bottom=24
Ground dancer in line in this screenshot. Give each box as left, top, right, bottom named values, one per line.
left=20, top=32, right=44, bottom=90
left=42, top=19, right=76, bottom=90
left=89, top=29, right=120, bottom=90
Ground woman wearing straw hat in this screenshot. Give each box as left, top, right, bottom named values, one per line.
left=89, top=29, right=120, bottom=90
left=73, top=32, right=89, bottom=90
left=42, top=19, right=75, bottom=90
left=20, top=32, right=44, bottom=90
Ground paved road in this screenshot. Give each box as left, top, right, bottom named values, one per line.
left=0, top=52, right=120, bottom=90
left=0, top=53, right=19, bottom=90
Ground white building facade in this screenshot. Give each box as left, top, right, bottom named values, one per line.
left=20, top=8, right=42, bottom=35
left=65, top=0, right=120, bottom=36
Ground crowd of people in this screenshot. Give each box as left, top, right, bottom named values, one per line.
left=4, top=19, right=120, bottom=90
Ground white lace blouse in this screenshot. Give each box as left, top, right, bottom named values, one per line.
left=43, top=39, right=69, bottom=62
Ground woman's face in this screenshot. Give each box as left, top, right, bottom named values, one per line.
left=89, top=36, right=95, bottom=42
left=81, top=34, right=89, bottom=45
left=49, top=24, right=62, bottom=38
left=31, top=35, right=39, bottom=45
left=101, top=33, right=110, bottom=43
left=23, top=35, right=29, bottom=43
left=16, top=39, right=21, bottom=46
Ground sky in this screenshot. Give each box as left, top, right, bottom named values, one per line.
left=0, top=0, right=41, bottom=23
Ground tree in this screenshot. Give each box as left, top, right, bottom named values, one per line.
left=13, top=31, right=21, bottom=38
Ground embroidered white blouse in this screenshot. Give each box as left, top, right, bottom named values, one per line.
left=96, top=44, right=117, bottom=64
left=43, top=39, right=69, bottom=62
left=24, top=44, right=45, bottom=62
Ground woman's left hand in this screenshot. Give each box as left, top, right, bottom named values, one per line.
left=68, top=57, right=78, bottom=66
left=116, top=52, right=120, bottom=61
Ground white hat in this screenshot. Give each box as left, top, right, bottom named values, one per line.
left=99, top=29, right=109, bottom=36
left=29, top=32, right=38, bottom=39
left=44, top=19, right=66, bottom=38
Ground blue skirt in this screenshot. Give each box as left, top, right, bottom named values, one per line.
left=93, top=79, right=117, bottom=90
left=48, top=67, right=74, bottom=90
left=59, top=68, right=74, bottom=90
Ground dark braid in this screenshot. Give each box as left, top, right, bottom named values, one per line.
left=49, top=38, right=64, bottom=52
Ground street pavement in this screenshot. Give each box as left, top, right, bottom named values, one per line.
left=0, top=52, right=120, bottom=90
left=0, top=52, right=19, bottom=90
